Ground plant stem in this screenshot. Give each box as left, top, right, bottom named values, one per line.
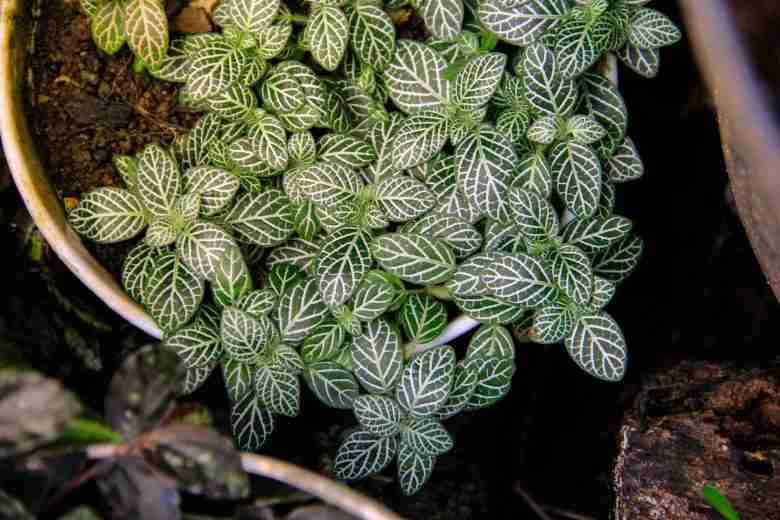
left=407, top=285, right=453, bottom=301
left=285, top=14, right=309, bottom=24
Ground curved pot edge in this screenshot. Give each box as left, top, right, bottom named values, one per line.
left=0, top=0, right=162, bottom=339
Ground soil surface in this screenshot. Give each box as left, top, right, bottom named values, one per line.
left=3, top=2, right=780, bottom=519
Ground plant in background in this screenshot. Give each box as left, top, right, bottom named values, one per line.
left=68, top=0, right=681, bottom=494
left=81, top=0, right=169, bottom=70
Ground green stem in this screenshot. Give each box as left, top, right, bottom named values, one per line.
left=286, top=14, right=309, bottom=24
left=425, top=285, right=453, bottom=301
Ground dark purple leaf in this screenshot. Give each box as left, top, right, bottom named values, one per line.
left=141, top=424, right=249, bottom=500
left=0, top=370, right=82, bottom=457
left=97, top=457, right=181, bottom=520
left=105, top=345, right=185, bottom=440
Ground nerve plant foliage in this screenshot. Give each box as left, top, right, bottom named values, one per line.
left=71, top=0, right=680, bottom=494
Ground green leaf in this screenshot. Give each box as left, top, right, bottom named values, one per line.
left=268, top=263, right=305, bottom=297
left=554, top=18, right=599, bottom=79
left=565, top=312, right=627, bottom=381
left=293, top=200, right=320, bottom=241
left=374, top=175, right=436, bottom=222
left=398, top=442, right=435, bottom=495
left=212, top=245, right=252, bottom=307
left=507, top=187, right=559, bottom=245
left=182, top=113, right=223, bottom=168
left=391, top=111, right=450, bottom=170
left=401, top=417, right=453, bottom=455
left=301, top=320, right=345, bottom=363
left=351, top=272, right=401, bottom=321
left=350, top=3, right=395, bottom=71
left=166, top=321, right=222, bottom=369
left=146, top=252, right=204, bottom=333
left=124, top=0, right=169, bottom=67
left=181, top=363, right=217, bottom=395
left=526, top=114, right=559, bottom=144
left=69, top=188, right=147, bottom=244
left=399, top=294, right=447, bottom=345
left=513, top=152, right=553, bottom=198
left=549, top=244, right=593, bottom=306
left=420, top=0, right=463, bottom=41
left=579, top=72, right=628, bottom=157
left=384, top=40, right=450, bottom=114
left=550, top=140, right=602, bottom=219
left=247, top=113, right=289, bottom=171
left=188, top=39, right=247, bottom=99
left=113, top=154, right=138, bottom=191
left=701, top=485, right=741, bottom=520
left=566, top=115, right=607, bottom=145
left=590, top=234, right=643, bottom=283
left=225, top=0, right=280, bottom=33
left=453, top=293, right=527, bottom=324
left=334, top=429, right=398, bottom=480
left=270, top=344, right=305, bottom=374
left=316, top=226, right=373, bottom=306
left=136, top=144, right=180, bottom=218
left=402, top=214, right=482, bottom=259
left=303, top=361, right=359, bottom=409
left=453, top=53, right=506, bottom=111
left=266, top=237, right=318, bottom=273
left=238, top=289, right=277, bottom=318
left=372, top=233, right=456, bottom=285
left=122, top=242, right=159, bottom=303
left=208, top=84, right=257, bottom=121
left=319, top=134, right=376, bottom=168
left=352, top=318, right=404, bottom=394
left=224, top=190, right=296, bottom=246
left=353, top=394, right=403, bottom=437
left=177, top=222, right=236, bottom=281
left=589, top=276, right=615, bottom=310
left=466, top=356, right=515, bottom=409
left=617, top=43, right=660, bottom=78
left=231, top=391, right=275, bottom=450
left=531, top=301, right=576, bottom=343
left=466, top=324, right=514, bottom=359
left=222, top=359, right=255, bottom=402
left=478, top=0, right=567, bottom=46
left=227, top=138, right=273, bottom=176
left=482, top=219, right=525, bottom=254
left=435, top=360, right=479, bottom=419
left=81, top=0, right=98, bottom=17
left=261, top=69, right=304, bottom=113
left=221, top=307, right=271, bottom=363
left=183, top=166, right=241, bottom=216
left=396, top=346, right=456, bottom=417
left=628, top=8, right=681, bottom=49
left=496, top=108, right=532, bottom=144
left=296, top=163, right=363, bottom=208
left=560, top=215, right=633, bottom=253
left=606, top=137, right=644, bottom=182
left=278, top=277, right=328, bottom=343
left=306, top=5, right=349, bottom=71
left=456, top=125, right=516, bottom=219
left=255, top=364, right=300, bottom=417
left=522, top=43, right=577, bottom=116
left=92, top=1, right=127, bottom=55
left=482, top=253, right=557, bottom=306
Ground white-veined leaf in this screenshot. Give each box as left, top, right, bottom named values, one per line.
left=567, top=114, right=607, bottom=145
left=617, top=43, right=659, bottom=78
left=420, top=0, right=463, bottom=41
left=319, top=134, right=376, bottom=168
left=478, top=0, right=568, bottom=47
left=181, top=362, right=217, bottom=395
left=606, top=137, right=644, bottom=182
left=212, top=245, right=252, bottom=306
left=270, top=344, right=304, bottom=374
left=69, top=188, right=147, bottom=244
left=296, top=163, right=363, bottom=208
left=374, top=176, right=436, bottom=222
left=482, top=219, right=525, bottom=254
left=334, top=429, right=398, bottom=480
left=177, top=222, right=236, bottom=281
left=188, top=39, right=247, bottom=99
left=124, top=0, right=168, bottom=67
left=445, top=253, right=496, bottom=297
left=255, top=364, right=300, bottom=417
left=165, top=322, right=222, bottom=368
left=113, top=154, right=138, bottom=191
left=247, top=113, right=289, bottom=171
left=231, top=391, right=275, bottom=450
left=122, top=242, right=159, bottom=304
left=402, top=213, right=482, bottom=259
left=399, top=294, right=447, bottom=345
left=496, top=108, right=532, bottom=144
left=225, top=0, right=280, bottom=33
left=221, top=307, right=271, bottom=363
left=92, top=1, right=126, bottom=55
left=391, top=111, right=449, bottom=169
left=208, top=84, right=257, bottom=121
left=513, top=152, right=552, bottom=198
left=466, top=356, right=515, bottom=409
left=579, top=72, right=628, bottom=157
left=628, top=8, right=681, bottom=50
left=145, top=252, right=204, bottom=333
left=398, top=442, right=435, bottom=496
left=565, top=312, right=627, bottom=381
left=266, top=237, right=318, bottom=273
left=303, top=361, right=359, bottom=409
left=482, top=253, right=558, bottom=306
left=238, top=289, right=277, bottom=318
left=590, top=234, right=643, bottom=283
left=261, top=69, right=304, bottom=113
left=531, top=301, right=576, bottom=344
left=434, top=360, right=479, bottom=419
left=301, top=320, right=345, bottom=363
left=81, top=0, right=98, bottom=17
left=306, top=5, right=349, bottom=71
left=268, top=263, right=305, bottom=297
left=351, top=272, right=400, bottom=321
left=597, top=180, right=616, bottom=218
left=136, top=144, right=180, bottom=218
left=526, top=114, right=559, bottom=145
left=550, top=140, right=602, bottom=218
left=350, top=3, right=395, bottom=71
left=371, top=233, right=456, bottom=285
left=507, top=187, right=559, bottom=244
left=453, top=53, right=506, bottom=111
left=466, top=324, right=514, bottom=359
left=453, top=293, right=527, bottom=324
left=224, top=190, right=295, bottom=246
left=554, top=18, right=600, bottom=79
left=278, top=277, right=328, bottom=344
left=288, top=131, right=317, bottom=166
left=183, top=166, right=240, bottom=216
left=222, top=358, right=255, bottom=402
left=522, top=43, right=577, bottom=116
left=384, top=40, right=449, bottom=114
left=352, top=318, right=404, bottom=395
left=396, top=346, right=456, bottom=417
left=401, top=417, right=453, bottom=455
left=456, top=125, right=515, bottom=219
left=589, top=276, right=615, bottom=309
left=316, top=226, right=373, bottom=306
left=560, top=215, right=633, bottom=253
left=353, top=394, right=403, bottom=437
left=293, top=200, right=320, bottom=241
left=182, top=113, right=223, bottom=169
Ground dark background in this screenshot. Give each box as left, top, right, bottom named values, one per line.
left=2, top=2, right=778, bottom=518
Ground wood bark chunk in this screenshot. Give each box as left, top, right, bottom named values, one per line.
left=173, top=7, right=213, bottom=33
left=614, top=360, right=780, bottom=519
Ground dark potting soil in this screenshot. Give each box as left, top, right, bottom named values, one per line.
left=4, top=1, right=780, bottom=519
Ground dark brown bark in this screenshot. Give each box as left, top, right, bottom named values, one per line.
left=614, top=360, right=780, bottom=519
